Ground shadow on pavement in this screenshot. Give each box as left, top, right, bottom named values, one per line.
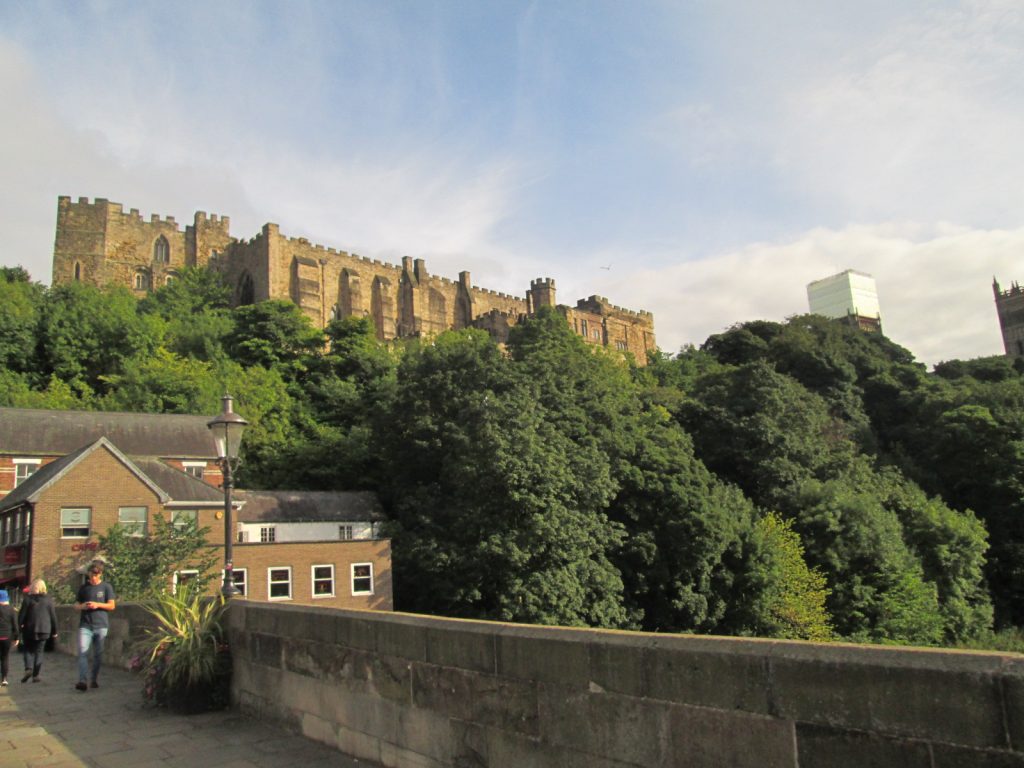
left=0, top=650, right=374, bottom=768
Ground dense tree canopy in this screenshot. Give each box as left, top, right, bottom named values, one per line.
left=0, top=265, right=1018, bottom=646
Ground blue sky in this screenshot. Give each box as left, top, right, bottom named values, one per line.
left=2, top=0, right=1023, bottom=364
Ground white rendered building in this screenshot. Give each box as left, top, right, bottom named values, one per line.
left=806, top=270, right=882, bottom=332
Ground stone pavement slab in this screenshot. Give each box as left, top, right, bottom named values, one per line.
left=0, top=652, right=378, bottom=768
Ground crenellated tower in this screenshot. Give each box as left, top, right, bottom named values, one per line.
left=51, top=195, right=655, bottom=364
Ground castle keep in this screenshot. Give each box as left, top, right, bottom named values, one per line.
left=51, top=196, right=656, bottom=362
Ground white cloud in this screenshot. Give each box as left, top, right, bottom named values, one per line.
left=594, top=223, right=1022, bottom=366
left=778, top=2, right=1024, bottom=224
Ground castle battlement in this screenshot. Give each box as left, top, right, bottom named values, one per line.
left=52, top=195, right=656, bottom=364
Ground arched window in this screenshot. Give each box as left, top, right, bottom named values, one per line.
left=154, top=235, right=169, bottom=264
left=165, top=272, right=178, bottom=285
left=237, top=272, right=255, bottom=305
left=73, top=262, right=81, bottom=281
left=134, top=271, right=148, bottom=291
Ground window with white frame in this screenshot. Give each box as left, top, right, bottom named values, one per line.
left=118, top=506, right=147, bottom=537
left=182, top=462, right=205, bottom=479
left=61, top=508, right=91, bottom=538
left=260, top=526, right=276, bottom=543
left=225, top=567, right=247, bottom=596
left=173, top=569, right=199, bottom=595
left=351, top=563, right=374, bottom=595
left=268, top=567, right=291, bottom=600
left=312, top=564, right=334, bottom=597
left=171, top=510, right=198, bottom=531
left=339, top=524, right=354, bottom=540
left=13, top=459, right=41, bottom=487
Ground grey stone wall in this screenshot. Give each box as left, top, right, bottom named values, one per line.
left=225, top=602, right=1024, bottom=768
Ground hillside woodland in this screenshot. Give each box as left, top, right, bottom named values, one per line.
left=2, top=265, right=1021, bottom=648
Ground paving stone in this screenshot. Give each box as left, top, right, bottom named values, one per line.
left=3, top=651, right=382, bottom=768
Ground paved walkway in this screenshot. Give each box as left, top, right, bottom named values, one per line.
left=1, top=651, right=376, bottom=768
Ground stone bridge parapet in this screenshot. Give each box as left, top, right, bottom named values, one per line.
left=56, top=602, right=1024, bottom=767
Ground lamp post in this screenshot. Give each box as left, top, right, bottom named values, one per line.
left=207, top=395, right=248, bottom=599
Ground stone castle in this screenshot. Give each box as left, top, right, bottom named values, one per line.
left=993, top=277, right=1024, bottom=358
left=51, top=196, right=656, bottom=362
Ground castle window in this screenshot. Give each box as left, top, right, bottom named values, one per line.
left=615, top=340, right=628, bottom=351
left=238, top=272, right=255, bottom=306
left=580, top=319, right=588, bottom=336
left=154, top=235, right=169, bottom=264
left=165, top=272, right=178, bottom=285
left=74, top=262, right=81, bottom=281
left=134, top=271, right=148, bottom=290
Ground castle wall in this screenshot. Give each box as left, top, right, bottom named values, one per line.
left=994, top=280, right=1024, bottom=358
left=53, top=196, right=232, bottom=294
left=52, top=197, right=655, bottom=362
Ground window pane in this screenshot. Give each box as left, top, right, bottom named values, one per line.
left=61, top=508, right=90, bottom=537
left=269, top=567, right=291, bottom=599
left=352, top=563, right=373, bottom=594
left=118, top=507, right=147, bottom=537
left=172, top=510, right=198, bottom=530
left=231, top=569, right=247, bottom=596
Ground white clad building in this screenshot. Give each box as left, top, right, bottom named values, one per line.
left=806, top=270, right=882, bottom=333
left=235, top=490, right=385, bottom=544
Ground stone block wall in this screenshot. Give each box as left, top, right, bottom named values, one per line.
left=225, top=602, right=1024, bottom=768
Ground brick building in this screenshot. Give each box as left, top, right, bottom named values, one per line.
left=51, top=196, right=657, bottom=364
left=0, top=408, right=392, bottom=611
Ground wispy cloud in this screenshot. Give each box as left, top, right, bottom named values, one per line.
left=591, top=222, right=1020, bottom=366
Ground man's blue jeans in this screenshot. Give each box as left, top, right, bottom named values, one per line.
left=78, top=626, right=107, bottom=683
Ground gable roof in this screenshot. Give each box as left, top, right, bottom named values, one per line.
left=0, top=437, right=169, bottom=512
left=235, top=490, right=385, bottom=523
left=132, top=459, right=225, bottom=506
left=0, top=408, right=218, bottom=459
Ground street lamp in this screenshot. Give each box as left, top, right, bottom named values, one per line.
left=207, top=394, right=248, bottom=599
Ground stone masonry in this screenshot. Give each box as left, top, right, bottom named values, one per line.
left=52, top=196, right=657, bottom=363
left=57, top=601, right=1024, bottom=768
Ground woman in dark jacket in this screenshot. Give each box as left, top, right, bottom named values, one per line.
left=19, top=578, right=58, bottom=683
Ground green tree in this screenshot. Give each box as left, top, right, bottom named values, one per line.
left=224, top=300, right=324, bottom=371
left=101, top=348, right=222, bottom=413
left=138, top=267, right=234, bottom=361
left=0, top=266, right=45, bottom=375
left=38, top=282, right=162, bottom=394
left=380, top=328, right=629, bottom=627
left=98, top=516, right=219, bottom=600
left=742, top=513, right=833, bottom=641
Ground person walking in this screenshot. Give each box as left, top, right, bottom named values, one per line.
left=74, top=564, right=116, bottom=691
left=18, top=579, right=58, bottom=683
left=0, top=589, right=18, bottom=686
